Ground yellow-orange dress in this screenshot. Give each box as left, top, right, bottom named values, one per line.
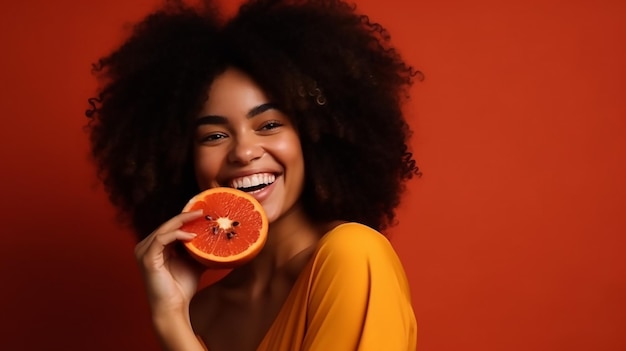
left=201, top=222, right=417, bottom=350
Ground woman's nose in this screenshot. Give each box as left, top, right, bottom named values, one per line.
left=227, top=134, right=264, bottom=164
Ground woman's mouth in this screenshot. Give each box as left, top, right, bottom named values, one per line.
left=229, top=173, right=276, bottom=193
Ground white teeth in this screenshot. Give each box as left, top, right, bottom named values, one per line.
left=230, top=173, right=275, bottom=189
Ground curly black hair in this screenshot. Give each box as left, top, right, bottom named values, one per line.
left=86, top=0, right=421, bottom=240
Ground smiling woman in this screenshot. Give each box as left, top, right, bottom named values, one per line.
left=193, top=68, right=305, bottom=223
left=86, top=0, right=420, bottom=350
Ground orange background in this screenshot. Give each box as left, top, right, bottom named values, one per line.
left=1, top=0, right=625, bottom=350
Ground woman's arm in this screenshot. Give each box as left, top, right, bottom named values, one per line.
left=303, top=223, right=417, bottom=351
left=134, top=210, right=207, bottom=351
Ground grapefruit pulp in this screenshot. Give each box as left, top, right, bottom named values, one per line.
left=180, top=187, right=268, bottom=268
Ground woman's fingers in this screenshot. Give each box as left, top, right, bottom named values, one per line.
left=144, top=230, right=196, bottom=266
left=135, top=210, right=203, bottom=265
left=131, top=210, right=206, bottom=314
left=155, top=210, right=204, bottom=235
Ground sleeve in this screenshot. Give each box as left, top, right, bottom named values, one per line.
left=302, top=223, right=417, bottom=351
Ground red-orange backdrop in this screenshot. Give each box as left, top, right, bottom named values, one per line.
left=1, top=0, right=625, bottom=350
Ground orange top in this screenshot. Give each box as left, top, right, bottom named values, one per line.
left=199, top=222, right=417, bottom=350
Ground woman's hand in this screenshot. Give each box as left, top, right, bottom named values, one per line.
left=134, top=210, right=207, bottom=351
left=134, top=210, right=206, bottom=317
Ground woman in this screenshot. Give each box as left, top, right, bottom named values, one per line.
left=87, top=0, right=420, bottom=350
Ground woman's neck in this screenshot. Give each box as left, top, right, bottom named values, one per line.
left=216, top=203, right=322, bottom=296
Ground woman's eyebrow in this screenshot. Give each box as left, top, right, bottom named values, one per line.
left=195, top=102, right=279, bottom=127
left=247, top=102, right=278, bottom=118
left=195, top=115, right=227, bottom=126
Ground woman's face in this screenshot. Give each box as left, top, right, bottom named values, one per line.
left=193, top=68, right=305, bottom=223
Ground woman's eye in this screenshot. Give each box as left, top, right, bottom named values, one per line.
left=199, top=133, right=227, bottom=143
left=259, top=121, right=283, bottom=131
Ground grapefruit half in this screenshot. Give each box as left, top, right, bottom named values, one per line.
left=180, top=187, right=268, bottom=268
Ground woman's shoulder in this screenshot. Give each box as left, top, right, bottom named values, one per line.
left=320, top=221, right=390, bottom=245
left=315, top=222, right=397, bottom=261
left=307, top=222, right=412, bottom=299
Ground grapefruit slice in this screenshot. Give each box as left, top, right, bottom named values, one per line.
left=180, top=187, right=268, bottom=268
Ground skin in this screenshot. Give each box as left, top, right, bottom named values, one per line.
left=193, top=68, right=305, bottom=224
left=135, top=68, right=338, bottom=351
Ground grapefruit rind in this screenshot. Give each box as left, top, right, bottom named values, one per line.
left=181, top=187, right=268, bottom=268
